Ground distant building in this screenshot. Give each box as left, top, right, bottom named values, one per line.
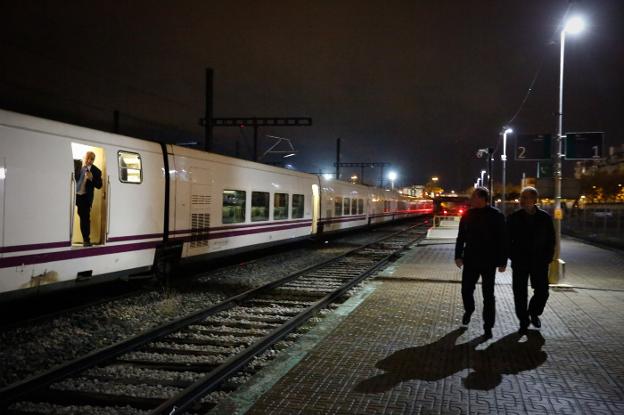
left=574, top=144, right=624, bottom=178
left=400, top=185, right=426, bottom=198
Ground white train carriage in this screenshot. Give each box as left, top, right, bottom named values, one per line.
left=167, top=146, right=319, bottom=260
left=0, top=110, right=167, bottom=296
left=318, top=177, right=370, bottom=233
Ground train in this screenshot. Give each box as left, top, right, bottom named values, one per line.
left=0, top=109, right=433, bottom=299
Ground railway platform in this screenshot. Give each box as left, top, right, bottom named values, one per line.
left=214, top=237, right=624, bottom=414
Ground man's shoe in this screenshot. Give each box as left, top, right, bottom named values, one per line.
left=83, top=242, right=92, bottom=247
left=483, top=328, right=493, bottom=339
left=462, top=312, right=472, bottom=325
left=530, top=314, right=541, bottom=328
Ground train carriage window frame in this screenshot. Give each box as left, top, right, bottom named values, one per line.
left=251, top=191, right=270, bottom=222
left=223, top=189, right=246, bottom=224
left=351, top=198, right=358, bottom=215
left=274, top=192, right=289, bottom=220
left=118, top=151, right=143, bottom=184
left=292, top=194, right=305, bottom=219
left=344, top=197, right=351, bottom=215
left=335, top=196, right=343, bottom=216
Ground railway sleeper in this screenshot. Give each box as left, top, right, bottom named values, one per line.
left=140, top=345, right=240, bottom=357
left=75, top=373, right=195, bottom=389
left=111, top=360, right=220, bottom=372
left=85, top=365, right=203, bottom=385
left=164, top=333, right=265, bottom=345
left=246, top=298, right=314, bottom=307
left=115, top=354, right=225, bottom=369
left=11, top=388, right=164, bottom=411
left=208, top=312, right=292, bottom=325
left=183, top=324, right=269, bottom=336
left=192, top=318, right=280, bottom=330
left=156, top=335, right=252, bottom=347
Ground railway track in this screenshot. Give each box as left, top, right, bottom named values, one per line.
left=1, top=222, right=427, bottom=414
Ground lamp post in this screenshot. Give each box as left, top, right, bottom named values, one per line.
left=501, top=128, right=513, bottom=215
left=388, top=171, right=397, bottom=189
left=480, top=170, right=486, bottom=188
left=553, top=15, right=585, bottom=283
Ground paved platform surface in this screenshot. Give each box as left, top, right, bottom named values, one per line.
left=244, top=237, right=624, bottom=414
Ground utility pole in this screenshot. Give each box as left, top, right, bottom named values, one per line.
left=488, top=147, right=494, bottom=206
left=204, top=68, right=213, bottom=152
left=335, top=138, right=341, bottom=180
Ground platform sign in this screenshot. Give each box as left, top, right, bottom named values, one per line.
left=565, top=132, right=604, bottom=160
left=515, top=134, right=552, bottom=161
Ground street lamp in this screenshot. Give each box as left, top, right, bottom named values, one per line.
left=388, top=171, right=398, bottom=189
left=501, top=127, right=513, bottom=215
left=553, top=15, right=585, bottom=283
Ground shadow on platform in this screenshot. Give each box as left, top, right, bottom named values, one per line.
left=355, top=327, right=547, bottom=393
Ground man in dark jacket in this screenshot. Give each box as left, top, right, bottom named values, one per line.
left=507, top=187, right=555, bottom=334
left=455, top=187, right=507, bottom=338
left=75, top=151, right=103, bottom=246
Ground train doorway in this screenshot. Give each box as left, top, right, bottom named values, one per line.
left=311, top=184, right=319, bottom=234
left=71, top=143, right=107, bottom=247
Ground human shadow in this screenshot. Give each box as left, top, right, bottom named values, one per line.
left=354, top=327, right=547, bottom=393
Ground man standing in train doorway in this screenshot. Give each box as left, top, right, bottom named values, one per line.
left=454, top=187, right=507, bottom=339
left=507, top=187, right=555, bottom=335
left=75, top=151, right=102, bottom=246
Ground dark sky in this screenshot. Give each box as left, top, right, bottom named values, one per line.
left=1, top=0, right=623, bottom=190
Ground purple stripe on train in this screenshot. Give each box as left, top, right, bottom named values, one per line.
left=0, top=241, right=71, bottom=254
left=0, top=241, right=159, bottom=268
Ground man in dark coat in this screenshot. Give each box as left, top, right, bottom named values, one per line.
left=75, top=151, right=102, bottom=246
left=507, top=187, right=555, bottom=334
left=455, top=187, right=507, bottom=338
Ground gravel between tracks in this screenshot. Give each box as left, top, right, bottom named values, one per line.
left=0, top=225, right=404, bottom=389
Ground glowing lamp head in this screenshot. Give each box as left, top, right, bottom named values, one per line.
left=564, top=16, right=585, bottom=34
left=388, top=171, right=398, bottom=181
left=504, top=128, right=513, bottom=134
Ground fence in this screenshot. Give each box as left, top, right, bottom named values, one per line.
left=562, top=203, right=624, bottom=248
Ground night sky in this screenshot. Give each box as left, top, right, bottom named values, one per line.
left=1, top=1, right=623, bottom=191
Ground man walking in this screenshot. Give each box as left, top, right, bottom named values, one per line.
left=507, top=187, right=555, bottom=334
left=455, top=187, right=507, bottom=338
left=75, top=151, right=102, bottom=246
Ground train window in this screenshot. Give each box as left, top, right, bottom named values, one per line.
left=351, top=198, right=358, bottom=214
left=118, top=151, right=142, bottom=183
left=251, top=191, right=269, bottom=222
left=384, top=200, right=390, bottom=212
left=344, top=198, right=351, bottom=215
left=222, top=190, right=246, bottom=224
left=274, top=193, right=289, bottom=220
left=335, top=197, right=343, bottom=216
left=358, top=199, right=364, bottom=214
left=292, top=194, right=305, bottom=218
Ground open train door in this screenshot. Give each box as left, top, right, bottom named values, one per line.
left=311, top=183, right=320, bottom=234
left=71, top=143, right=106, bottom=247
left=0, top=157, right=5, bottom=256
